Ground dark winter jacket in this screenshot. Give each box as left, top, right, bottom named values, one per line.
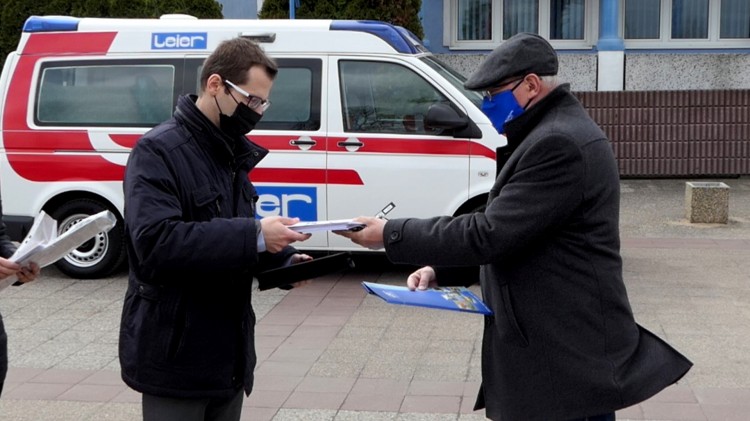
left=119, top=95, right=296, bottom=399
left=0, top=200, right=15, bottom=259
left=382, top=85, right=692, bottom=420
left=1, top=198, right=18, bottom=395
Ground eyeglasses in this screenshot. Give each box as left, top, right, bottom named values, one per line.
left=483, top=77, right=525, bottom=100
left=224, top=79, right=271, bottom=112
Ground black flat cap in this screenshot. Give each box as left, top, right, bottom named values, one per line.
left=464, top=32, right=558, bottom=91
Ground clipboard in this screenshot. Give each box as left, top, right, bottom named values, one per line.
left=256, top=252, right=355, bottom=291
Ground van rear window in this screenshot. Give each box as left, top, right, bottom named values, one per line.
left=35, top=63, right=175, bottom=127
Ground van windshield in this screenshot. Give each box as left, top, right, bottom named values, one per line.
left=420, top=56, right=483, bottom=109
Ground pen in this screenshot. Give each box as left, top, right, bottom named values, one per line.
left=375, top=202, right=396, bottom=220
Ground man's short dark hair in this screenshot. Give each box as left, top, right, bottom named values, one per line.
left=199, top=37, right=278, bottom=93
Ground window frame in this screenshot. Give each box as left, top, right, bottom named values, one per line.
left=444, top=0, right=599, bottom=50
left=621, top=0, right=750, bottom=48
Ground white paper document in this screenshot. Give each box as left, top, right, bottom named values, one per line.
left=1, top=210, right=117, bottom=291
left=288, top=219, right=366, bottom=233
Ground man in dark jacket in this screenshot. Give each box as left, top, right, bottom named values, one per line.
left=338, top=33, right=692, bottom=421
left=119, top=38, right=312, bottom=421
left=1, top=199, right=40, bottom=396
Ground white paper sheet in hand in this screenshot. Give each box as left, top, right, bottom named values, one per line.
left=288, top=219, right=366, bottom=233
left=15, top=210, right=117, bottom=267
left=1, top=210, right=117, bottom=292
left=8, top=211, right=58, bottom=265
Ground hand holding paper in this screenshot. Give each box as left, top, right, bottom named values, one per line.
left=333, top=216, right=386, bottom=250
left=406, top=266, right=438, bottom=290
left=0, top=257, right=22, bottom=281
left=0, top=210, right=117, bottom=292
left=10, top=210, right=117, bottom=268
left=260, top=216, right=311, bottom=253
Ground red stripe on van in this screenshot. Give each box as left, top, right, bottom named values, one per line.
left=327, top=136, right=496, bottom=160
left=114, top=134, right=496, bottom=161
left=251, top=168, right=363, bottom=185
left=109, top=134, right=140, bottom=148
left=4, top=131, right=94, bottom=151
left=7, top=153, right=125, bottom=182
left=22, top=32, right=116, bottom=55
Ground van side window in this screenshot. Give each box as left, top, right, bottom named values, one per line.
left=339, top=60, right=447, bottom=135
left=190, top=58, right=322, bottom=131
left=252, top=58, right=322, bottom=131
left=36, top=63, right=175, bottom=127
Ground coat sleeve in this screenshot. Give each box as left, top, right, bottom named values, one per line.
left=124, top=139, right=259, bottom=275
left=0, top=199, right=17, bottom=259
left=384, top=134, right=585, bottom=267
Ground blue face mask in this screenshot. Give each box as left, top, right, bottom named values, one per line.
left=481, top=79, right=526, bottom=134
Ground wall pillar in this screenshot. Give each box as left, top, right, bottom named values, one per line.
left=597, top=0, right=625, bottom=91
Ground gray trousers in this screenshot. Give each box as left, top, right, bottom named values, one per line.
left=142, top=389, right=243, bottom=421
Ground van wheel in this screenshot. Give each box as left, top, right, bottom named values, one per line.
left=49, top=199, right=126, bottom=279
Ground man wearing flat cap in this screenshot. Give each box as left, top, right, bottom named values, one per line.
left=338, top=32, right=692, bottom=421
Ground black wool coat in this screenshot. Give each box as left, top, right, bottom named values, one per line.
left=119, top=95, right=296, bottom=399
left=383, top=85, right=692, bottom=421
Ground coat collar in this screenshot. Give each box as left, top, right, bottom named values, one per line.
left=174, top=95, right=268, bottom=171
left=503, top=83, right=575, bottom=147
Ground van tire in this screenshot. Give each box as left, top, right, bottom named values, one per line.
left=49, top=199, right=126, bottom=279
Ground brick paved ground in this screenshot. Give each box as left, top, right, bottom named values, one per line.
left=0, top=178, right=748, bottom=421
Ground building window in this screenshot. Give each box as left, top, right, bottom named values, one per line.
left=721, top=0, right=750, bottom=38
left=671, top=0, right=709, bottom=39
left=446, top=0, right=596, bottom=49
left=503, top=0, right=538, bottom=39
left=623, top=0, right=749, bottom=47
left=458, top=0, right=492, bottom=41
left=549, top=0, right=586, bottom=40
left=624, top=0, right=660, bottom=39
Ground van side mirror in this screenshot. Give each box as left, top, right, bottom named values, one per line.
left=424, top=103, right=482, bottom=139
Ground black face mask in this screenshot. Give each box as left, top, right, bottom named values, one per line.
left=215, top=97, right=262, bottom=138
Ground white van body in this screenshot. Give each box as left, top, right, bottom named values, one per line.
left=0, top=16, right=506, bottom=278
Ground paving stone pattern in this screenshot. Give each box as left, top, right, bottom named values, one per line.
left=1, top=179, right=749, bottom=421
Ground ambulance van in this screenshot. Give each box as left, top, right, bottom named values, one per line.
left=0, top=15, right=506, bottom=278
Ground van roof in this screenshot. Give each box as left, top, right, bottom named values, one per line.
left=21, top=15, right=428, bottom=55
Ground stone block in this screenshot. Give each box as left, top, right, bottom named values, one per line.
left=685, top=181, right=730, bottom=224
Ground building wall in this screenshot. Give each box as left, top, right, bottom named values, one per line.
left=425, top=1, right=750, bottom=92
left=436, top=53, right=599, bottom=92
left=437, top=52, right=750, bottom=92
left=626, top=54, right=750, bottom=91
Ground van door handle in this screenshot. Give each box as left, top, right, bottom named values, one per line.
left=290, top=138, right=316, bottom=146
left=337, top=140, right=364, bottom=148
left=290, top=137, right=316, bottom=151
